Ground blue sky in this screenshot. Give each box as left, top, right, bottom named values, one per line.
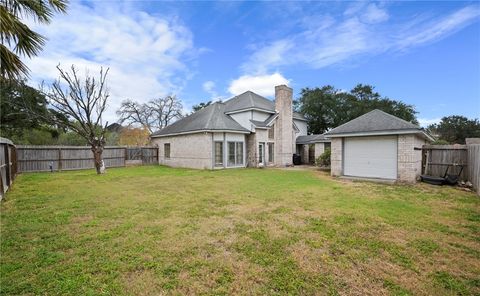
left=26, top=1, right=480, bottom=126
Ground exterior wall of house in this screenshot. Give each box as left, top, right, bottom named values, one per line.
left=315, top=143, right=325, bottom=159
left=331, top=138, right=343, bottom=176
left=274, top=85, right=294, bottom=166
left=397, top=134, right=426, bottom=183
left=246, top=128, right=276, bottom=167
left=229, top=110, right=274, bottom=132
left=246, top=133, right=257, bottom=167
left=229, top=111, right=253, bottom=131
left=252, top=110, right=271, bottom=122
left=153, top=132, right=213, bottom=169
left=294, top=119, right=308, bottom=136
left=301, top=145, right=309, bottom=164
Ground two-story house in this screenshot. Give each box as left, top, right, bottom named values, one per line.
left=150, top=85, right=312, bottom=169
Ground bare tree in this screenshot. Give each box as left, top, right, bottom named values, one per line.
left=44, top=64, right=110, bottom=174
left=117, top=95, right=183, bottom=133
left=149, top=95, right=183, bottom=130
left=116, top=99, right=152, bottom=131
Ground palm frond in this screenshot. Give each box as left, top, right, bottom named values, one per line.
left=0, top=0, right=67, bottom=79
left=0, top=43, right=29, bottom=79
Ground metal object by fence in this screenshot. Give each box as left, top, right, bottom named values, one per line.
left=125, top=147, right=158, bottom=165
left=0, top=138, right=17, bottom=199
left=467, top=144, right=480, bottom=195
left=16, top=146, right=158, bottom=173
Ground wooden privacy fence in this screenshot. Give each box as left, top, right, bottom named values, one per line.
left=422, top=144, right=480, bottom=195
left=422, top=145, right=468, bottom=181
left=468, top=145, right=480, bottom=195
left=0, top=138, right=17, bottom=199
left=16, top=146, right=158, bottom=173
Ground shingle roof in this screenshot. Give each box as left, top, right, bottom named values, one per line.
left=325, top=109, right=421, bottom=136
left=151, top=102, right=250, bottom=137
left=224, top=91, right=275, bottom=113
left=296, top=134, right=330, bottom=144
left=250, top=113, right=278, bottom=128
left=223, top=91, right=307, bottom=120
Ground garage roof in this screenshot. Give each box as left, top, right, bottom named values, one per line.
left=325, top=109, right=433, bottom=140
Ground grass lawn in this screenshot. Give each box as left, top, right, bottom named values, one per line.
left=1, top=166, right=479, bottom=295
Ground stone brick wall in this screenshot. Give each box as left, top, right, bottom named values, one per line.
left=152, top=132, right=213, bottom=169
left=246, top=133, right=257, bottom=167
left=331, top=138, right=343, bottom=176
left=314, top=143, right=325, bottom=160
left=301, top=144, right=309, bottom=164
left=397, top=134, right=426, bottom=183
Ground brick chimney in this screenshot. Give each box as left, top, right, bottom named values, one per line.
left=274, top=85, right=293, bottom=166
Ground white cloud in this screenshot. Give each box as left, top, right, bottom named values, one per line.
left=241, top=40, right=294, bottom=74
left=228, top=72, right=290, bottom=97
left=24, top=1, right=197, bottom=123
left=241, top=5, right=479, bottom=74
left=418, top=118, right=441, bottom=127
left=203, top=81, right=215, bottom=93
left=396, top=6, right=480, bottom=49
left=362, top=3, right=389, bottom=24
left=202, top=80, right=222, bottom=101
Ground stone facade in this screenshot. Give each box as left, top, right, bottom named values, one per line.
left=246, top=133, right=257, bottom=167
left=152, top=132, right=213, bottom=169
left=397, top=134, right=426, bottom=183
left=274, top=85, right=293, bottom=166
left=331, top=138, right=343, bottom=176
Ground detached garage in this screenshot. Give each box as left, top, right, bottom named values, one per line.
left=325, top=110, right=434, bottom=183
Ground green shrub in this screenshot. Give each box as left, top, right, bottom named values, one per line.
left=315, top=148, right=331, bottom=167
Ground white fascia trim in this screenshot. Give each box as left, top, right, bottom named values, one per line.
left=253, top=126, right=269, bottom=130
left=292, top=121, right=300, bottom=132
left=293, top=116, right=308, bottom=122
left=225, top=108, right=275, bottom=115
left=265, top=113, right=279, bottom=126
left=325, top=129, right=434, bottom=141
left=151, top=129, right=250, bottom=138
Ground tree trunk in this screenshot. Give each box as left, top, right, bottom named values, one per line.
left=92, top=146, right=106, bottom=174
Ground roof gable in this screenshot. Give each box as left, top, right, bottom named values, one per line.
left=224, top=91, right=275, bottom=113
left=325, top=109, right=420, bottom=135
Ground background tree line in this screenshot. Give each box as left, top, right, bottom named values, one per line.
left=295, top=84, right=479, bottom=144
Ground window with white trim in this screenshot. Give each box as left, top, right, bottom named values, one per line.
left=227, top=141, right=244, bottom=167
left=268, top=125, right=275, bottom=139
left=214, top=142, right=223, bottom=166
left=268, top=143, right=274, bottom=163
left=164, top=143, right=170, bottom=159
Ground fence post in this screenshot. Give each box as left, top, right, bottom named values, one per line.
left=58, top=148, right=62, bottom=172
left=124, top=147, right=127, bottom=167
left=4, top=144, right=10, bottom=187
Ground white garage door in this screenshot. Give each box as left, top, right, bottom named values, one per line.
left=344, top=136, right=397, bottom=179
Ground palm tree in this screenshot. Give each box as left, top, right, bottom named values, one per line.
left=0, top=0, right=67, bottom=79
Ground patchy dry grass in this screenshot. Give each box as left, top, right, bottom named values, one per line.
left=1, top=166, right=479, bottom=295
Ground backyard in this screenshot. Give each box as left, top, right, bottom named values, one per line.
left=1, top=166, right=479, bottom=295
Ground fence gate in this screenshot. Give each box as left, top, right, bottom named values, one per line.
left=125, top=147, right=158, bottom=165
